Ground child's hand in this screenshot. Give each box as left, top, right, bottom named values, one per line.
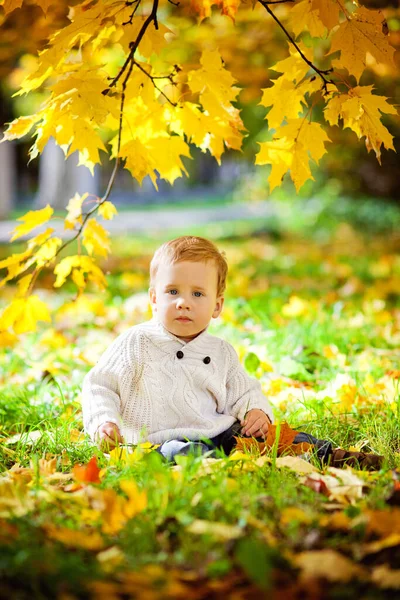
left=241, top=409, right=270, bottom=439
left=96, top=422, right=125, bottom=452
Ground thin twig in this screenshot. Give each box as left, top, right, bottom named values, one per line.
left=123, top=0, right=142, bottom=26
left=104, top=0, right=159, bottom=94
left=133, top=60, right=177, bottom=106
left=258, top=0, right=334, bottom=94
left=24, top=0, right=162, bottom=295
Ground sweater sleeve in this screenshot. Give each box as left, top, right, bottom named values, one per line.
left=81, top=328, right=136, bottom=441
left=223, top=342, right=274, bottom=424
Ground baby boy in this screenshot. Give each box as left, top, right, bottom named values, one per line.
left=81, top=235, right=273, bottom=460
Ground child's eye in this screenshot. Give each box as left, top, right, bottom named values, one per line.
left=168, top=290, right=203, bottom=297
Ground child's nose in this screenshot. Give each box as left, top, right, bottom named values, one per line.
left=176, top=296, right=190, bottom=308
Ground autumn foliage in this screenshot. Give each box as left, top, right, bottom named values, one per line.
left=0, top=0, right=399, bottom=334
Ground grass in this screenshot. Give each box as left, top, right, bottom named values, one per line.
left=0, top=202, right=400, bottom=598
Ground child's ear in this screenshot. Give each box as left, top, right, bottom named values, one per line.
left=213, top=296, right=224, bottom=318
left=149, top=287, right=157, bottom=310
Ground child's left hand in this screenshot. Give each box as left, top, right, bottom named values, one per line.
left=241, top=409, right=270, bottom=439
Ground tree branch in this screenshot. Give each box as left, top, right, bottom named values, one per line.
left=258, top=0, right=334, bottom=94
left=133, top=60, right=177, bottom=106
left=24, top=1, right=163, bottom=296
left=104, top=0, right=159, bottom=93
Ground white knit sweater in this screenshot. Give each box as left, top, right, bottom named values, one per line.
left=81, top=317, right=274, bottom=445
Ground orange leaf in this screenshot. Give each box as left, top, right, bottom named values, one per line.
left=73, top=456, right=101, bottom=484
left=234, top=422, right=312, bottom=456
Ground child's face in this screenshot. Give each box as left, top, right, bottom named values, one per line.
left=149, top=260, right=224, bottom=341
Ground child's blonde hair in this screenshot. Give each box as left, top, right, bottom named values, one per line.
left=150, top=236, right=228, bottom=297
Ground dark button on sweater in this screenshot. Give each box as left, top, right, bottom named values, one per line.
left=203, top=356, right=211, bottom=364
left=176, top=350, right=184, bottom=359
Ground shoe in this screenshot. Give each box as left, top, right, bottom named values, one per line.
left=329, top=448, right=384, bottom=471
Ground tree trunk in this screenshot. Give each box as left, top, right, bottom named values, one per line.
left=34, top=137, right=100, bottom=209
left=0, top=133, right=16, bottom=220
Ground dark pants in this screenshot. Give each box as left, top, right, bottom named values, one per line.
left=155, top=420, right=333, bottom=465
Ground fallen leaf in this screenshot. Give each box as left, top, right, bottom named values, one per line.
left=276, top=456, right=319, bottom=474
left=186, top=519, right=243, bottom=541
left=294, top=549, right=367, bottom=581
left=73, top=456, right=101, bottom=484
left=372, top=564, right=400, bottom=589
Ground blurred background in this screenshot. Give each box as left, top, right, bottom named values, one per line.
left=0, top=0, right=400, bottom=230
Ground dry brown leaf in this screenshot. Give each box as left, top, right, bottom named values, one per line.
left=294, top=549, right=367, bottom=582
left=44, top=524, right=105, bottom=551
left=234, top=422, right=312, bottom=457
left=276, top=455, right=319, bottom=474
left=371, top=564, right=400, bottom=589
left=361, top=533, right=400, bottom=556
left=186, top=519, right=243, bottom=541
left=364, top=507, right=400, bottom=538
left=301, top=468, right=365, bottom=504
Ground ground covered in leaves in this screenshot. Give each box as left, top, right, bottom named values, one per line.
left=0, top=202, right=400, bottom=599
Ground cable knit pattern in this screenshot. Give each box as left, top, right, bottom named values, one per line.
left=81, top=317, right=274, bottom=445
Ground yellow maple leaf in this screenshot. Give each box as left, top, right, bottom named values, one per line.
left=287, top=0, right=327, bottom=38
left=330, top=7, right=396, bottom=82
left=98, top=201, right=117, bottom=221
left=1, top=0, right=23, bottom=15
left=10, top=205, right=53, bottom=242
left=0, top=250, right=34, bottom=288
left=256, top=119, right=330, bottom=192
left=53, top=255, right=106, bottom=289
left=34, top=0, right=56, bottom=14
left=45, top=526, right=105, bottom=551
left=16, top=274, right=33, bottom=298
left=34, top=237, right=63, bottom=267
left=117, top=17, right=171, bottom=57
left=168, top=103, right=210, bottom=147
left=67, top=122, right=106, bottom=175
left=82, top=219, right=110, bottom=258
left=311, top=0, right=341, bottom=31
left=255, top=137, right=293, bottom=193
left=190, top=0, right=241, bottom=22
left=270, top=48, right=312, bottom=83
left=119, top=479, right=147, bottom=518
left=1, top=115, right=40, bottom=142
left=188, top=49, right=240, bottom=118
left=324, top=86, right=398, bottom=163
left=260, top=78, right=306, bottom=129
left=122, top=139, right=158, bottom=188
left=65, top=192, right=88, bottom=230
left=0, top=295, right=51, bottom=334
left=27, top=227, right=55, bottom=251
left=146, top=136, right=191, bottom=185
left=260, top=74, right=320, bottom=129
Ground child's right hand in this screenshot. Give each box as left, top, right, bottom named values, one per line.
left=96, top=422, right=125, bottom=452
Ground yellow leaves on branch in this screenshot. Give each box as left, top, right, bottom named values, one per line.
left=324, top=86, right=397, bottom=163
left=82, top=219, right=111, bottom=258
left=0, top=197, right=115, bottom=333
left=11, top=205, right=53, bottom=242
left=190, top=0, right=241, bottom=22
left=187, top=49, right=243, bottom=162
left=0, top=296, right=51, bottom=334
left=0, top=0, right=53, bottom=14
left=260, top=50, right=322, bottom=129
left=330, top=7, right=396, bottom=82
left=256, top=119, right=330, bottom=192
left=54, top=256, right=107, bottom=291
left=0, top=0, right=23, bottom=15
